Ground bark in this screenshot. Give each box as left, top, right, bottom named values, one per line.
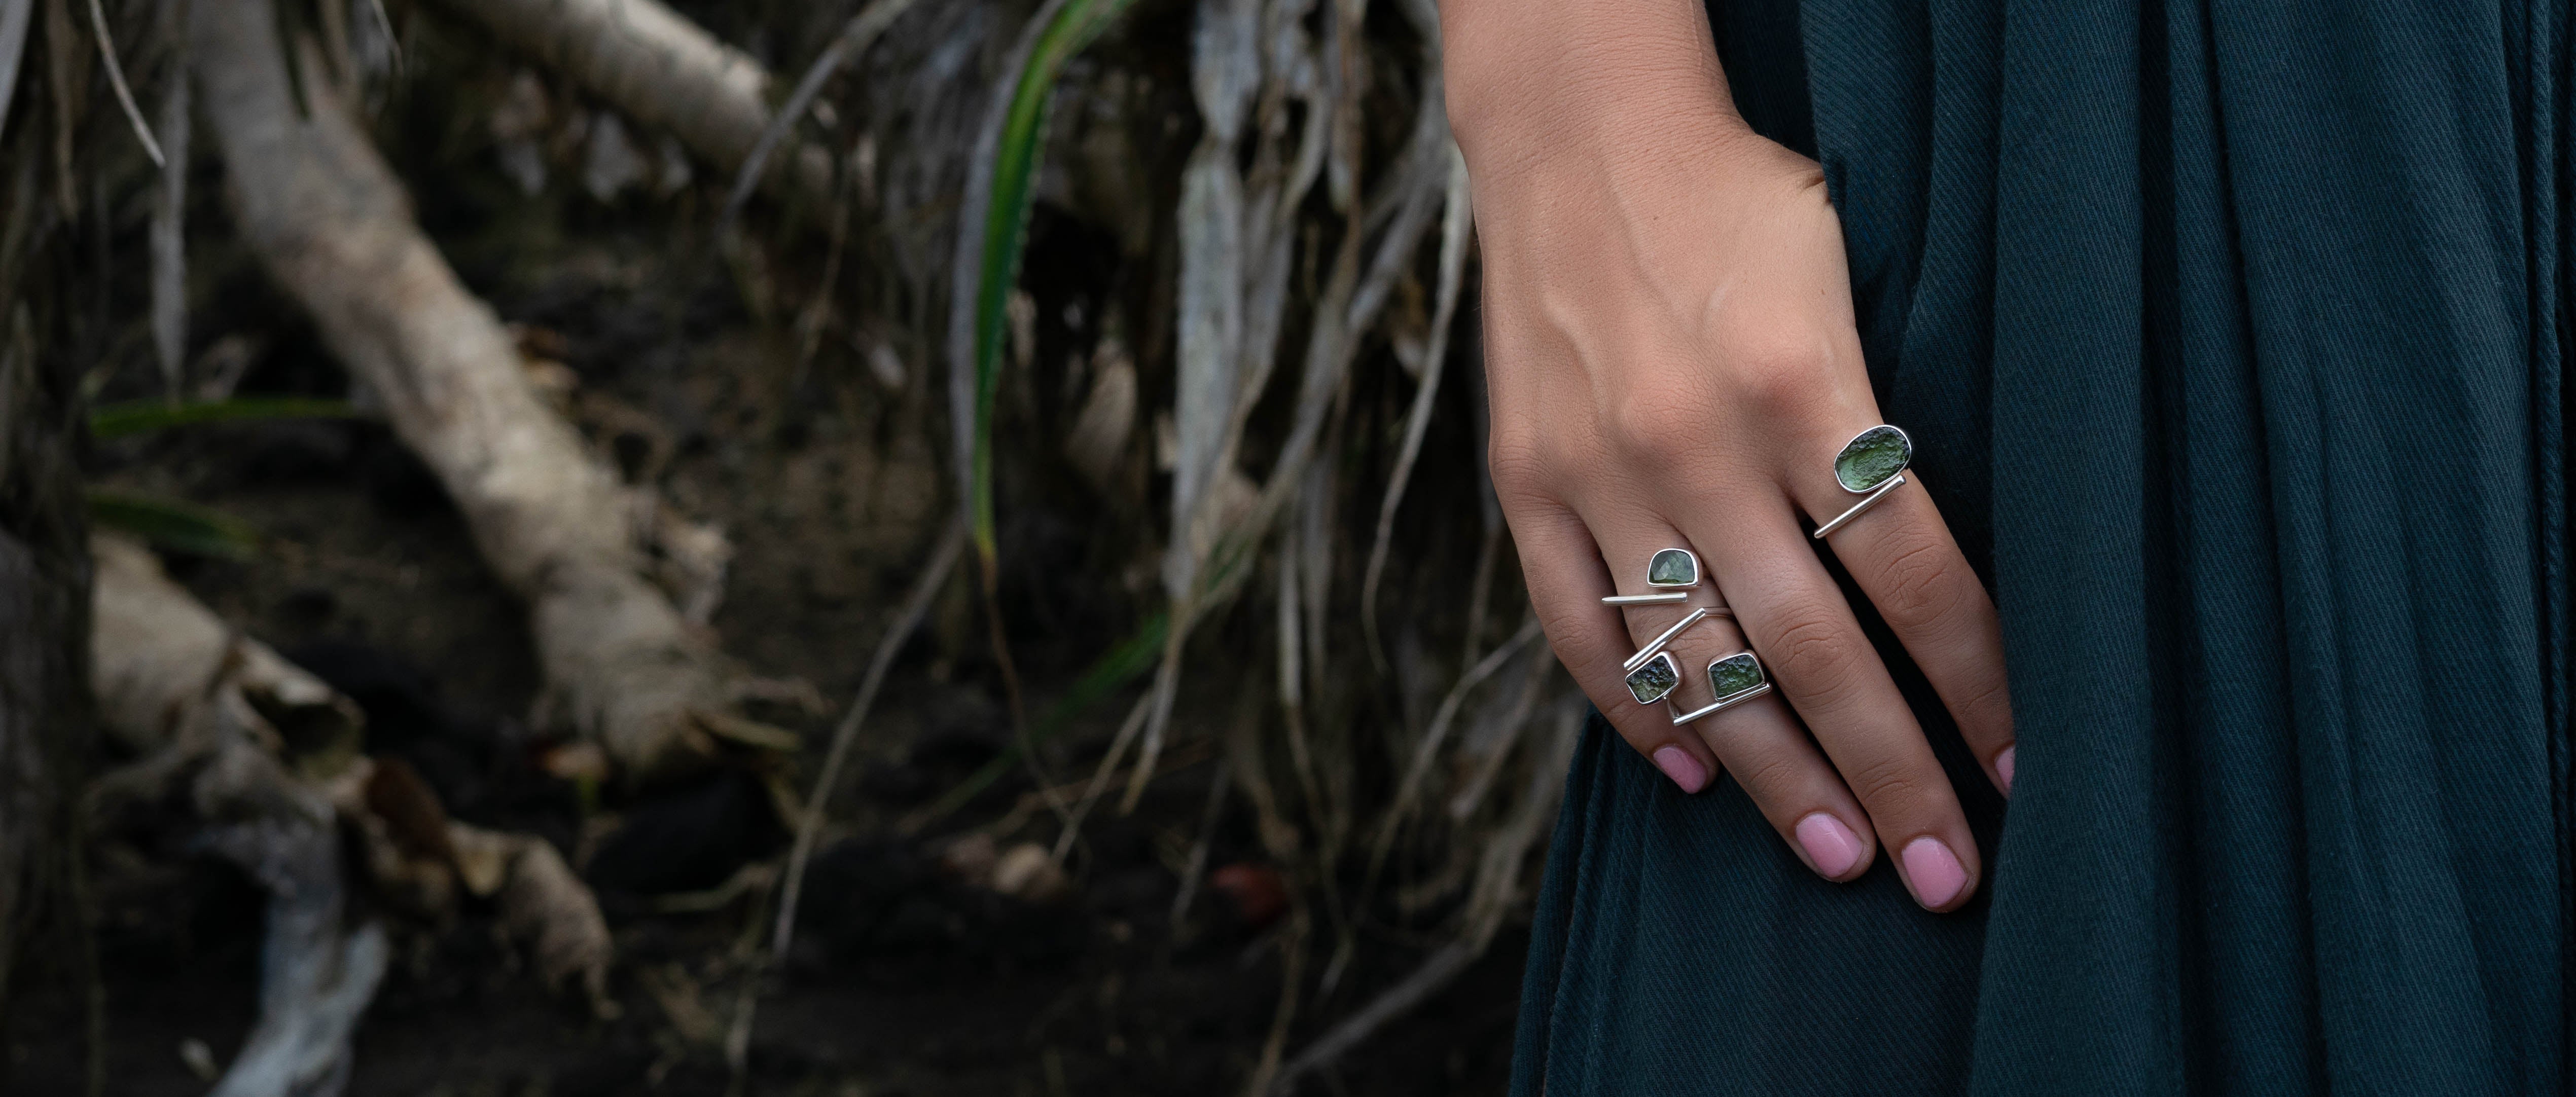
left=89, top=536, right=381, bottom=1096
left=192, top=0, right=741, bottom=780
left=427, top=0, right=830, bottom=196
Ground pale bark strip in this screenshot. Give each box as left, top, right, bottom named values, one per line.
left=192, top=0, right=733, bottom=778
left=428, top=0, right=827, bottom=195
left=90, top=536, right=382, bottom=1097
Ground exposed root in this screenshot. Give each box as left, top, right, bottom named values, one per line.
left=191, top=0, right=753, bottom=780
left=426, top=0, right=830, bottom=196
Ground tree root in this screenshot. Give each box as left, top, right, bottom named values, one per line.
left=191, top=0, right=754, bottom=781
left=428, top=0, right=831, bottom=197
left=90, top=536, right=620, bottom=1088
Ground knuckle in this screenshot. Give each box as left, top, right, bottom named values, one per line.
left=1722, top=333, right=1833, bottom=415
left=1766, top=599, right=1863, bottom=699
left=1734, top=749, right=1809, bottom=798
left=1869, top=534, right=1965, bottom=632
left=1485, top=433, right=1555, bottom=501
left=1603, top=392, right=1711, bottom=468
left=1844, top=754, right=1937, bottom=814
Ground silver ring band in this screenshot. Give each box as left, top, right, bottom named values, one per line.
left=1670, top=682, right=1774, bottom=725
left=1601, top=591, right=1691, bottom=606
left=1812, top=473, right=1906, bottom=540
left=1623, top=608, right=1709, bottom=672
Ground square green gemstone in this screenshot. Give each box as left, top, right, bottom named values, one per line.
left=1647, top=548, right=1698, bottom=588
left=1625, top=653, right=1680, bottom=705
left=1707, top=652, right=1767, bottom=701
left=1834, top=425, right=1913, bottom=492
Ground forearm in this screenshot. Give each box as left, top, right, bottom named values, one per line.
left=1439, top=0, right=1750, bottom=184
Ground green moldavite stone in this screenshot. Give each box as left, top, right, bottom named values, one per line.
left=1834, top=425, right=1913, bottom=492
left=1708, top=651, right=1767, bottom=701
left=1625, top=654, right=1680, bottom=705
left=1647, top=548, right=1698, bottom=587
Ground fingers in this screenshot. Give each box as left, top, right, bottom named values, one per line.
left=1788, top=437, right=2016, bottom=795
left=1502, top=497, right=1725, bottom=794
left=1571, top=509, right=1882, bottom=885
left=1667, top=490, right=1982, bottom=911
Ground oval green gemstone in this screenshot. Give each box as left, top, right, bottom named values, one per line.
left=1625, top=653, right=1680, bottom=705
left=1707, top=651, right=1767, bottom=701
left=1647, top=548, right=1698, bottom=588
left=1834, top=425, right=1913, bottom=493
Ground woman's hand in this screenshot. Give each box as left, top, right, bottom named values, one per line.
left=1443, top=0, right=2014, bottom=910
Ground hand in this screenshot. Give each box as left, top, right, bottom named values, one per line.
left=1445, top=0, right=2015, bottom=911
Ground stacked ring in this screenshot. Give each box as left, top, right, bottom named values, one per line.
left=1601, top=548, right=1765, bottom=719
left=1813, top=425, right=1913, bottom=539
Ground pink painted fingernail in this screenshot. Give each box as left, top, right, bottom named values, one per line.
left=1995, top=746, right=2016, bottom=796
left=1650, top=746, right=1708, bottom=794
left=1901, top=837, right=1969, bottom=908
left=1794, top=813, right=1864, bottom=879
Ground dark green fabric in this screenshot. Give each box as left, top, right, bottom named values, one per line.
left=1512, top=1, right=2573, bottom=1092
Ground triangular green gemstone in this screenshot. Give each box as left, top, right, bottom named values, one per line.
left=1625, top=653, right=1679, bottom=705
left=1647, top=548, right=1697, bottom=587
left=1707, top=652, right=1767, bottom=701
left=1834, top=425, right=1913, bottom=492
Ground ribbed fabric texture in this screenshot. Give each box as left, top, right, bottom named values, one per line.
left=1511, top=1, right=2575, bottom=1092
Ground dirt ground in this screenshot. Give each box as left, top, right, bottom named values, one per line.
left=2, top=50, right=1530, bottom=1087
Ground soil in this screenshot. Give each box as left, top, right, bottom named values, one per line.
left=2, top=12, right=1531, bottom=1088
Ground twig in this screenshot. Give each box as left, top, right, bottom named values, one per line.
left=361, top=0, right=399, bottom=75
left=725, top=520, right=966, bottom=1076
left=1359, top=615, right=1539, bottom=893
left=86, top=0, right=164, bottom=165
left=716, top=0, right=916, bottom=235
left=1359, top=142, right=1470, bottom=672
left=0, top=0, right=37, bottom=146
left=1269, top=690, right=1581, bottom=1095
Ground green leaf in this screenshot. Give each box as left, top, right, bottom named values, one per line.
left=969, top=0, right=1136, bottom=569
left=914, top=609, right=1167, bottom=826
left=90, top=397, right=359, bottom=440
left=87, top=490, right=262, bottom=559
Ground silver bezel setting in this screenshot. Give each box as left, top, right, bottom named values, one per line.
left=1623, top=651, right=1682, bottom=706
left=1645, top=547, right=1701, bottom=588
left=1833, top=424, right=1914, bottom=493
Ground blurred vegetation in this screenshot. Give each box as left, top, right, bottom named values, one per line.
left=3, top=0, right=1573, bottom=1091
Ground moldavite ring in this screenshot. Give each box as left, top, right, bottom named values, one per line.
left=1602, top=548, right=1720, bottom=607
left=1671, top=650, right=1774, bottom=725
left=1812, top=425, right=1913, bottom=540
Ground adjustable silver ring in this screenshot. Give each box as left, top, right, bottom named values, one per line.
left=1601, top=546, right=1707, bottom=606
left=1670, top=650, right=1773, bottom=725
left=1811, top=425, right=1913, bottom=540
left=1623, top=607, right=1710, bottom=672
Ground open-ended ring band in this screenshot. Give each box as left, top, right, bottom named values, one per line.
left=1602, top=591, right=1692, bottom=606
left=1671, top=682, right=1774, bottom=725
left=1812, top=473, right=1906, bottom=540
left=1623, top=608, right=1710, bottom=672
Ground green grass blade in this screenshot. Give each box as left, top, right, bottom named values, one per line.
left=90, top=397, right=359, bottom=440
left=969, top=0, right=1136, bottom=566
left=87, top=490, right=262, bottom=559
left=913, top=609, right=1168, bottom=827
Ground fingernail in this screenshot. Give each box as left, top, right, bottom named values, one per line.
left=1794, top=813, right=1864, bottom=879
left=1995, top=746, right=2016, bottom=795
left=1901, top=836, right=1969, bottom=909
left=1650, top=746, right=1708, bottom=794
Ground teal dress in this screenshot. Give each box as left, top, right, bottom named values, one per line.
left=1511, top=1, right=2572, bottom=1092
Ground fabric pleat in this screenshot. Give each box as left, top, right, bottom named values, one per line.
left=1511, top=1, right=2575, bottom=1092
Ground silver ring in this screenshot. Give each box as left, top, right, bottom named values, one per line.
left=1602, top=547, right=1720, bottom=606
left=1811, top=425, right=1913, bottom=540
left=1669, top=650, right=1773, bottom=725
left=1623, top=651, right=1683, bottom=706
left=1623, top=608, right=1710, bottom=672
